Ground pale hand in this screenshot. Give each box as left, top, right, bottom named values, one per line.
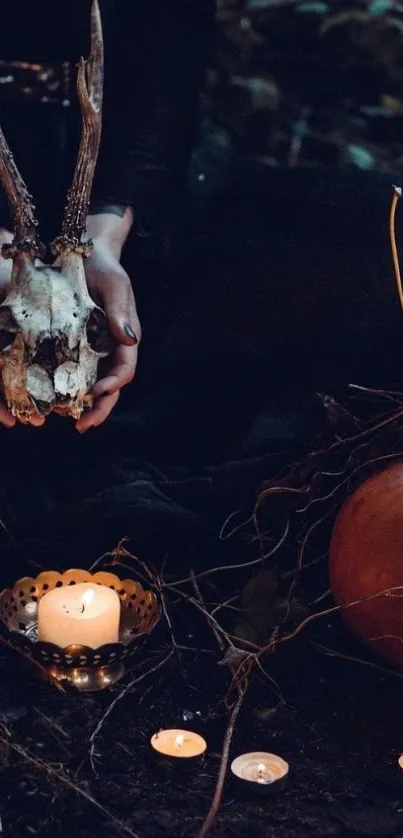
left=0, top=209, right=141, bottom=430
left=78, top=235, right=141, bottom=432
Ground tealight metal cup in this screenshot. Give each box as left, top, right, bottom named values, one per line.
left=230, top=751, right=289, bottom=796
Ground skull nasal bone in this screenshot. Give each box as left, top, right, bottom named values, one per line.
left=34, top=337, right=73, bottom=370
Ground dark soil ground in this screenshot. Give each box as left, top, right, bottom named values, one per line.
left=0, top=584, right=403, bottom=838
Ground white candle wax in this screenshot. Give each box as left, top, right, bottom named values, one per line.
left=38, top=582, right=120, bottom=648
left=150, top=729, right=207, bottom=758
left=231, top=752, right=289, bottom=785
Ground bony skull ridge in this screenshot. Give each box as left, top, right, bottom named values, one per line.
left=0, top=252, right=112, bottom=420
left=0, top=0, right=110, bottom=422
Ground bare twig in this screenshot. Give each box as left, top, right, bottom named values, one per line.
left=196, top=663, right=251, bottom=838
left=33, top=707, right=69, bottom=739
left=169, top=583, right=257, bottom=651
left=0, top=725, right=140, bottom=838
left=170, top=518, right=291, bottom=588
left=0, top=634, right=66, bottom=693
left=271, top=584, right=403, bottom=653
left=191, top=570, right=225, bottom=651
left=313, top=641, right=403, bottom=679
left=88, top=650, right=173, bottom=771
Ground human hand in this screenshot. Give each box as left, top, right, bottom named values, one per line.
left=76, top=208, right=141, bottom=432
left=0, top=209, right=140, bottom=431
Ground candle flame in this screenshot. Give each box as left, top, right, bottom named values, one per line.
left=257, top=763, right=266, bottom=775
left=175, top=734, right=185, bottom=748
left=80, top=588, right=95, bottom=612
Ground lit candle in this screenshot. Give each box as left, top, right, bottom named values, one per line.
left=231, top=752, right=289, bottom=793
left=38, top=582, right=120, bottom=648
left=257, top=762, right=271, bottom=784
left=150, top=729, right=207, bottom=760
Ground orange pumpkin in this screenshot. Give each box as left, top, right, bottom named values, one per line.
left=329, top=460, right=403, bottom=668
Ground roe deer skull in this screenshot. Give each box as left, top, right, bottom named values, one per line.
left=0, top=0, right=112, bottom=422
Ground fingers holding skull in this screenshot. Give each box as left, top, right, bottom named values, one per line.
left=0, top=230, right=139, bottom=428
left=0, top=399, right=16, bottom=427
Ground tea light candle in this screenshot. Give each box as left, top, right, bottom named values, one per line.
left=231, top=752, right=289, bottom=793
left=150, top=729, right=207, bottom=760
left=38, top=582, right=120, bottom=648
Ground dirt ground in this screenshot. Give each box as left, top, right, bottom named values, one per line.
left=0, top=590, right=402, bottom=838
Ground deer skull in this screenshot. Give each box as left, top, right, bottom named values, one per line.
left=0, top=0, right=111, bottom=422
left=0, top=253, right=112, bottom=420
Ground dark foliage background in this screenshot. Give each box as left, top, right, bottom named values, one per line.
left=204, top=0, right=403, bottom=173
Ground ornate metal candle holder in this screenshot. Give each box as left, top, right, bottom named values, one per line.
left=0, top=569, right=161, bottom=692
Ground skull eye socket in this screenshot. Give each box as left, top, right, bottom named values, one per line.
left=0, top=331, right=15, bottom=352
left=86, top=308, right=115, bottom=354
left=0, top=306, right=18, bottom=351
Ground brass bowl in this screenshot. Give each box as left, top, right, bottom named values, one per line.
left=0, top=569, right=161, bottom=691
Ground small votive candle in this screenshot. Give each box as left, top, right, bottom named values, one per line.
left=38, top=582, right=120, bottom=649
left=150, top=729, right=207, bottom=764
left=231, top=752, right=289, bottom=794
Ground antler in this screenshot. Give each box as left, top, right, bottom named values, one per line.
left=52, top=0, right=103, bottom=257
left=0, top=127, right=43, bottom=261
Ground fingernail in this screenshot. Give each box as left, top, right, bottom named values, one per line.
left=124, top=324, right=138, bottom=343
left=77, top=426, right=90, bottom=434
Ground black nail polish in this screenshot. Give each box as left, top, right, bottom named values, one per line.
left=124, top=324, right=137, bottom=343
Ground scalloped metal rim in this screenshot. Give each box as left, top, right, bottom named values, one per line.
left=0, top=568, right=161, bottom=669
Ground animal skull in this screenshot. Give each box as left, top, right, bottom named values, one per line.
left=0, top=0, right=111, bottom=422
left=0, top=253, right=112, bottom=420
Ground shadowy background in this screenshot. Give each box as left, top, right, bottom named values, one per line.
left=194, top=0, right=403, bottom=180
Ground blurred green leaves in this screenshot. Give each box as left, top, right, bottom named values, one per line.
left=345, top=144, right=375, bottom=168
left=209, top=0, right=403, bottom=172
left=368, top=0, right=392, bottom=14
left=297, top=3, right=328, bottom=13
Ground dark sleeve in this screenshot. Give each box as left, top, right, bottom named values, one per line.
left=90, top=0, right=216, bottom=229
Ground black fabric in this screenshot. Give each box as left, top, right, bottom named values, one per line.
left=0, top=0, right=216, bottom=231
left=0, top=144, right=401, bottom=572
